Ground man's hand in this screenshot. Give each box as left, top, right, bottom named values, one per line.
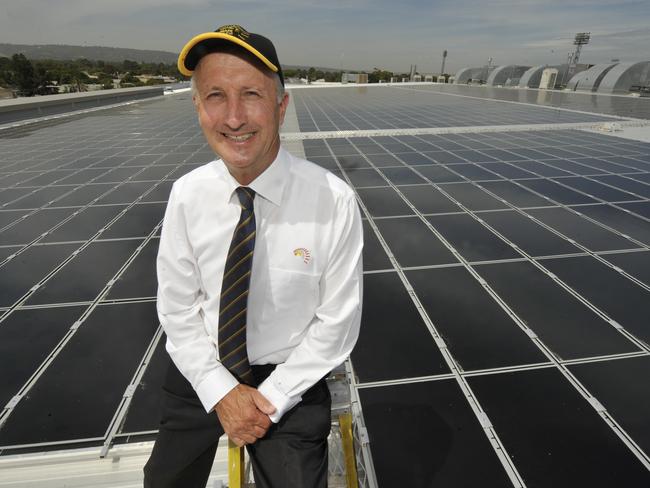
left=214, top=384, right=276, bottom=447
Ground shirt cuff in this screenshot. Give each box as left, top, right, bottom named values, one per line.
left=257, top=377, right=302, bottom=423
left=194, top=366, right=240, bottom=413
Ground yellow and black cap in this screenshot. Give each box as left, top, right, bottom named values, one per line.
left=178, top=24, right=284, bottom=85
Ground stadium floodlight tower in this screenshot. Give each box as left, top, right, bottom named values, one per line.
left=440, top=49, right=448, bottom=76
left=568, top=32, right=590, bottom=78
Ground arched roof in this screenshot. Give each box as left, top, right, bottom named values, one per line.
left=598, top=61, right=650, bottom=94
left=568, top=63, right=618, bottom=92
left=519, top=66, right=546, bottom=88
left=486, top=65, right=531, bottom=86
left=454, top=67, right=486, bottom=84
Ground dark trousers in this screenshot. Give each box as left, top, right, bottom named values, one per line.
left=143, top=360, right=331, bottom=488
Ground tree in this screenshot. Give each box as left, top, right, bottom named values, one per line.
left=1, top=56, right=181, bottom=95
left=123, top=59, right=140, bottom=74
left=120, top=72, right=143, bottom=87
left=324, top=71, right=341, bottom=82
left=12, top=53, right=39, bottom=96
left=368, top=68, right=394, bottom=83
left=102, top=63, right=118, bottom=76
left=0, top=56, right=13, bottom=87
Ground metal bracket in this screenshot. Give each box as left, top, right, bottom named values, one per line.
left=524, top=328, right=538, bottom=339
left=588, top=397, right=607, bottom=413
left=6, top=395, right=22, bottom=409
left=608, top=319, right=623, bottom=329
left=357, top=426, right=370, bottom=445
left=478, top=412, right=493, bottom=429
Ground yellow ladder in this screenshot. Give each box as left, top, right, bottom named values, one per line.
left=227, top=413, right=358, bottom=487
left=228, top=440, right=245, bottom=488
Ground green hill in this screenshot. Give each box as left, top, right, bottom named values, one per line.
left=0, top=43, right=177, bottom=64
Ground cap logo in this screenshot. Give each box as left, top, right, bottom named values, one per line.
left=216, top=24, right=250, bottom=41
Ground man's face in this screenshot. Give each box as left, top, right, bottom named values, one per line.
left=192, top=51, right=289, bottom=184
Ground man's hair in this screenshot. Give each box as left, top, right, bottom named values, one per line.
left=190, top=45, right=285, bottom=103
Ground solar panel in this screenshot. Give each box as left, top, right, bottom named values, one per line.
left=1, top=85, right=649, bottom=485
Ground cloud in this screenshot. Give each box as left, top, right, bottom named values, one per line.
left=1, top=0, right=648, bottom=72
left=596, top=27, right=650, bottom=39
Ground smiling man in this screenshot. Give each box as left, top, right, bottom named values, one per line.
left=143, top=25, right=363, bottom=487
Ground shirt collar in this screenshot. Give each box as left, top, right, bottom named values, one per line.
left=248, top=146, right=288, bottom=207
left=212, top=146, right=289, bottom=207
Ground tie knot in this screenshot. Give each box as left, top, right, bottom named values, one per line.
left=236, top=187, right=255, bottom=211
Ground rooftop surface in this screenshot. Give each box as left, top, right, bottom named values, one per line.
left=1, top=83, right=649, bottom=487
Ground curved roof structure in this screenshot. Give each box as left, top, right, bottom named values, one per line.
left=549, top=64, right=590, bottom=89
left=598, top=61, right=650, bottom=94
left=568, top=63, right=618, bottom=92
left=519, top=66, right=546, bottom=88
left=566, top=69, right=591, bottom=91
left=454, top=67, right=486, bottom=84
left=486, top=65, right=531, bottom=86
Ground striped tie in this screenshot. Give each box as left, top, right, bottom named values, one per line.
left=218, top=186, right=256, bottom=385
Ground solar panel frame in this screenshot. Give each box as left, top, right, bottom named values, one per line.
left=1, top=85, right=648, bottom=484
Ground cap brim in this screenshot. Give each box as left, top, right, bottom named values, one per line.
left=177, top=32, right=279, bottom=76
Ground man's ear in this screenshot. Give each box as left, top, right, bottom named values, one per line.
left=278, top=92, right=289, bottom=125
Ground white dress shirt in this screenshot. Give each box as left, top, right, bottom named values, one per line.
left=157, top=146, right=363, bottom=421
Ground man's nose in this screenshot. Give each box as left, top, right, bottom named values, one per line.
left=224, top=98, right=246, bottom=130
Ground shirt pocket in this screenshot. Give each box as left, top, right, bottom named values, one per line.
left=262, top=267, right=320, bottom=328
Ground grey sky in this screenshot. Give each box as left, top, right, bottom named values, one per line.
left=1, top=0, right=649, bottom=73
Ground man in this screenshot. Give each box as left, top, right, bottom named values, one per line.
left=143, top=24, right=363, bottom=487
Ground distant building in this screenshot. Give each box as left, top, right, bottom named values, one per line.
left=519, top=66, right=547, bottom=89
left=486, top=65, right=531, bottom=87
left=597, top=61, right=650, bottom=94
left=454, top=66, right=496, bottom=84
left=136, top=75, right=176, bottom=84
left=341, top=73, right=368, bottom=84
left=566, top=63, right=618, bottom=92
left=512, top=63, right=590, bottom=89
left=539, top=69, right=559, bottom=90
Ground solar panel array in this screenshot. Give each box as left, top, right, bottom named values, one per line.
left=296, top=86, right=650, bottom=487
left=0, top=97, right=209, bottom=452
left=291, top=85, right=620, bottom=131
left=1, top=84, right=649, bottom=487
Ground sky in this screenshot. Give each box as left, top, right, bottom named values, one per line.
left=1, top=0, right=650, bottom=74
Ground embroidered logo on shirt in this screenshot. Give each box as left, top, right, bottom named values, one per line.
left=293, top=248, right=311, bottom=264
